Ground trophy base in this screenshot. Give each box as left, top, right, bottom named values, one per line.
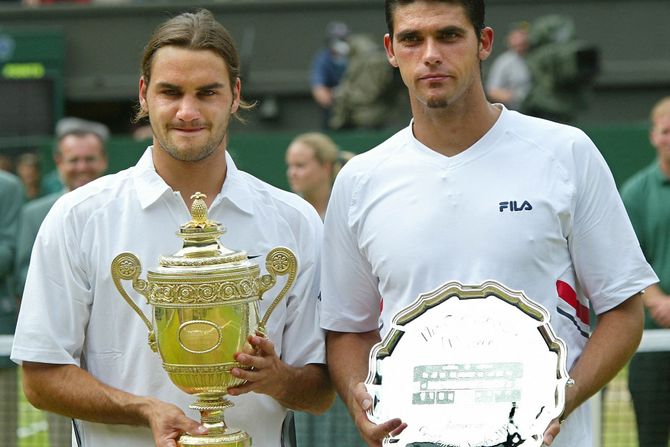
left=178, top=427, right=251, bottom=447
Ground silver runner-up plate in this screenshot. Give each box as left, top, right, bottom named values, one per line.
left=365, top=280, right=571, bottom=447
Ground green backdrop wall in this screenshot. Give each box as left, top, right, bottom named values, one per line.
left=35, top=124, right=656, bottom=194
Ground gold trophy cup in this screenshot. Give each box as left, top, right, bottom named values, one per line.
left=111, top=192, right=297, bottom=447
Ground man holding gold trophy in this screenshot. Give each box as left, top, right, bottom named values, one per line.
left=11, top=9, right=333, bottom=447
left=320, top=1, right=658, bottom=446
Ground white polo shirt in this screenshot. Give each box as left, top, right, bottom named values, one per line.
left=320, top=107, right=657, bottom=447
left=12, top=148, right=325, bottom=447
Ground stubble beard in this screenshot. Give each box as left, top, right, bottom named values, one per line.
left=160, top=138, right=220, bottom=162
left=427, top=98, right=449, bottom=109
left=153, top=123, right=228, bottom=163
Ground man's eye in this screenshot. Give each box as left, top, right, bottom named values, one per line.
left=199, top=90, right=217, bottom=97
left=439, top=32, right=460, bottom=41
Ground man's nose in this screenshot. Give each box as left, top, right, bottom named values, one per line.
left=423, top=39, right=442, bottom=66
left=176, top=95, right=201, bottom=121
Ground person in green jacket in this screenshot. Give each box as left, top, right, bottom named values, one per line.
left=620, top=96, right=670, bottom=447
left=12, top=118, right=107, bottom=446
left=15, top=118, right=108, bottom=297
left=0, top=170, right=25, bottom=447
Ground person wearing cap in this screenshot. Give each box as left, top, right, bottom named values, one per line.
left=485, top=20, right=531, bottom=110
left=310, top=21, right=351, bottom=129
left=14, top=117, right=109, bottom=298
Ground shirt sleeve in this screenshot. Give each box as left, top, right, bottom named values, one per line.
left=11, top=198, right=92, bottom=366
left=310, top=50, right=330, bottom=87
left=320, top=166, right=382, bottom=333
left=279, top=209, right=326, bottom=366
left=486, top=54, right=508, bottom=91
left=567, top=132, right=658, bottom=314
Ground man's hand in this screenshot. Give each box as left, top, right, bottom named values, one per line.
left=350, top=382, right=406, bottom=446
left=648, top=296, right=670, bottom=327
left=542, top=418, right=560, bottom=446
left=228, top=335, right=291, bottom=401
left=143, top=397, right=207, bottom=447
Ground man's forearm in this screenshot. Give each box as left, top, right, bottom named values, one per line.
left=22, top=362, right=154, bottom=426
left=641, top=283, right=667, bottom=307
left=563, top=293, right=644, bottom=418
left=326, top=330, right=380, bottom=411
left=275, top=363, right=335, bottom=414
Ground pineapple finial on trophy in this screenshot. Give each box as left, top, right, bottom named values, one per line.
left=186, top=192, right=212, bottom=229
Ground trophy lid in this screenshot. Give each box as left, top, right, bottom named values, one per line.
left=156, top=192, right=249, bottom=270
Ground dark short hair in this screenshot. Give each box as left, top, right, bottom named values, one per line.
left=384, top=0, right=486, bottom=39
left=135, top=9, right=252, bottom=122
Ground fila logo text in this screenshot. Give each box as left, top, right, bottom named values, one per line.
left=499, top=201, right=533, bottom=212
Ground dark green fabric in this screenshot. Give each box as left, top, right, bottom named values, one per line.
left=620, top=160, right=670, bottom=329
left=0, top=171, right=24, bottom=367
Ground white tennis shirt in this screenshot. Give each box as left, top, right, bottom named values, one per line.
left=12, top=148, right=325, bottom=447
left=320, top=106, right=657, bottom=447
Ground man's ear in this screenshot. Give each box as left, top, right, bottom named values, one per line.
left=138, top=76, right=148, bottom=113
left=479, top=27, right=494, bottom=61
left=231, top=77, right=241, bottom=114
left=384, top=34, right=398, bottom=68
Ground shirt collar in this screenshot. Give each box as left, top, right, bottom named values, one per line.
left=132, top=147, right=255, bottom=215
left=133, top=147, right=172, bottom=210
left=217, top=151, right=255, bottom=215
left=652, top=161, right=670, bottom=185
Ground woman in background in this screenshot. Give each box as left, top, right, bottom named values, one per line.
left=285, top=132, right=353, bottom=220
left=285, top=132, right=363, bottom=446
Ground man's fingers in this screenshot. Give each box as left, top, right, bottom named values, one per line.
left=390, top=422, right=408, bottom=437
left=227, top=382, right=254, bottom=396
left=247, top=334, right=276, bottom=355
left=370, top=417, right=404, bottom=441
left=543, top=418, right=560, bottom=445
left=353, top=382, right=373, bottom=410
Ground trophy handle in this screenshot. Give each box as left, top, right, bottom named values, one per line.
left=110, top=253, right=157, bottom=352
left=258, top=247, right=298, bottom=332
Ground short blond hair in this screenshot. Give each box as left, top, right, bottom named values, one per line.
left=289, top=132, right=354, bottom=180
left=651, top=97, right=670, bottom=123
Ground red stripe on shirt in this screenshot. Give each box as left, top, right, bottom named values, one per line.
left=556, top=280, right=590, bottom=325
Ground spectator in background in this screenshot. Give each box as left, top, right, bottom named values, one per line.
left=13, top=117, right=107, bottom=446
left=0, top=170, right=24, bottom=447
left=0, top=155, right=14, bottom=173
left=485, top=20, right=531, bottom=110
left=521, top=14, right=600, bottom=124
left=15, top=152, right=42, bottom=200
left=285, top=132, right=353, bottom=220
left=329, top=33, right=397, bottom=130
left=15, top=117, right=108, bottom=298
left=284, top=132, right=361, bottom=446
left=310, top=21, right=350, bottom=129
left=40, top=117, right=110, bottom=195
left=621, top=97, right=670, bottom=447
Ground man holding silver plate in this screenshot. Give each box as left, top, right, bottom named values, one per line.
left=319, top=1, right=658, bottom=446
left=11, top=9, right=333, bottom=447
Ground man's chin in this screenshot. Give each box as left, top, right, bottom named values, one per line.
left=426, top=98, right=449, bottom=109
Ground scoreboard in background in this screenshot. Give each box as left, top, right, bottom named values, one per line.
left=0, top=28, right=64, bottom=142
